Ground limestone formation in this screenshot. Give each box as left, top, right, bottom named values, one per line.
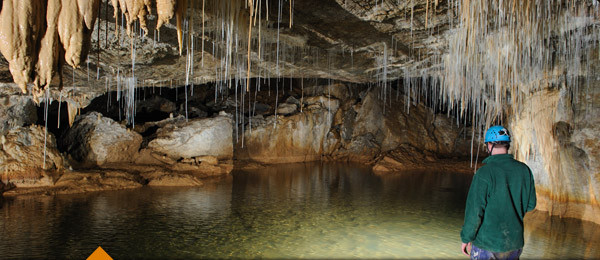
left=276, top=103, right=297, bottom=115
left=235, top=86, right=470, bottom=167
left=510, top=83, right=600, bottom=224
left=147, top=112, right=233, bottom=160
left=142, top=171, right=203, bottom=186
left=62, top=112, right=143, bottom=166
left=58, top=0, right=101, bottom=69
left=0, top=95, right=38, bottom=134
left=0, top=0, right=100, bottom=95
left=156, top=0, right=177, bottom=31
left=51, top=170, right=144, bottom=193
left=0, top=125, right=64, bottom=187
left=117, top=0, right=153, bottom=37
left=236, top=95, right=339, bottom=164
left=0, top=0, right=45, bottom=93
left=334, top=89, right=465, bottom=162
left=35, top=0, right=61, bottom=91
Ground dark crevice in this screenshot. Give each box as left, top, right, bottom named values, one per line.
left=35, top=100, right=70, bottom=147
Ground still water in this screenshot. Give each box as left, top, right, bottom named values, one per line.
left=1, top=163, right=599, bottom=259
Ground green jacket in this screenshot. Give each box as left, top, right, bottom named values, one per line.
left=460, top=154, right=536, bottom=252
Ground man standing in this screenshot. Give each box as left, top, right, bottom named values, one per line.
left=460, top=126, right=537, bottom=259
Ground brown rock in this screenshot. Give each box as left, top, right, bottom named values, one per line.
left=62, top=112, right=143, bottom=166
left=147, top=112, right=233, bottom=160
left=372, top=156, right=405, bottom=172
left=142, top=171, right=203, bottom=187
left=236, top=101, right=339, bottom=164
left=52, top=170, right=143, bottom=193
left=0, top=125, right=64, bottom=187
left=0, top=95, right=38, bottom=134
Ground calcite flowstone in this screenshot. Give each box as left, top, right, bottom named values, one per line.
left=0, top=125, right=64, bottom=187
left=236, top=96, right=340, bottom=164
left=510, top=84, right=600, bottom=224
left=147, top=112, right=233, bottom=160
left=62, top=112, right=142, bottom=166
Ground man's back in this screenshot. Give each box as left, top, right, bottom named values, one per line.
left=460, top=153, right=537, bottom=253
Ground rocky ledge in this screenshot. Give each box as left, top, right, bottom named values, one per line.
left=1, top=81, right=473, bottom=197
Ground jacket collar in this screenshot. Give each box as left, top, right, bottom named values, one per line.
left=482, top=153, right=513, bottom=164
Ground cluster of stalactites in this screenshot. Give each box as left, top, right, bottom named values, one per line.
left=110, top=0, right=261, bottom=54
left=439, top=0, right=600, bottom=141
left=110, top=0, right=185, bottom=53
left=112, top=0, right=262, bottom=89
left=0, top=0, right=100, bottom=98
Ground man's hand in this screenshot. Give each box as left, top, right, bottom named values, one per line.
left=461, top=242, right=472, bottom=256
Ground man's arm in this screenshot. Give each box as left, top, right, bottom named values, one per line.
left=526, top=169, right=536, bottom=212
left=460, top=172, right=488, bottom=243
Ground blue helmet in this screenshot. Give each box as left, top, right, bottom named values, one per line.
left=485, top=125, right=511, bottom=143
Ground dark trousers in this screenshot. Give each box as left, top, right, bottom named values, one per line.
left=471, top=244, right=522, bottom=260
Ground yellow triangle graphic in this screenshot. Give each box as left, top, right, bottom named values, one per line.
left=87, top=246, right=113, bottom=260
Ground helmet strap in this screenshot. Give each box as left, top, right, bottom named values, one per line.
left=487, top=142, right=496, bottom=155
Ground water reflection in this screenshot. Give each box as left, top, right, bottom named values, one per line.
left=523, top=210, right=600, bottom=259
left=0, top=162, right=598, bottom=258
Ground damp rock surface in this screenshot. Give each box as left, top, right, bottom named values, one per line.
left=236, top=87, right=470, bottom=167
left=326, top=88, right=469, bottom=165
left=510, top=82, right=600, bottom=224
left=237, top=97, right=340, bottom=164
left=62, top=112, right=143, bottom=166
left=0, top=95, right=38, bottom=134
left=0, top=125, right=64, bottom=187
left=147, top=113, right=234, bottom=160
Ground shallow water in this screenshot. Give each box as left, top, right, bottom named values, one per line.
left=1, top=163, right=598, bottom=259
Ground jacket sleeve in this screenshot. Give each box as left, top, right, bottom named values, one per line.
left=526, top=168, right=537, bottom=212
left=460, top=172, right=488, bottom=243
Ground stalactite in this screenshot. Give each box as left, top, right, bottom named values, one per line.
left=387, top=0, right=600, bottom=161
left=0, top=0, right=305, bottom=112
left=0, top=1, right=45, bottom=94
left=111, top=0, right=121, bottom=39
left=201, top=0, right=206, bottom=67
left=0, top=0, right=100, bottom=99
left=67, top=100, right=78, bottom=127
left=156, top=0, right=176, bottom=31
left=115, top=0, right=152, bottom=37
left=43, top=87, right=49, bottom=169
left=175, top=0, right=188, bottom=55
left=247, top=0, right=254, bottom=92
left=425, top=0, right=429, bottom=28
left=60, top=0, right=101, bottom=68
left=34, top=0, right=62, bottom=94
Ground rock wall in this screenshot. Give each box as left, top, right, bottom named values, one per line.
left=510, top=83, right=600, bottom=224
left=0, top=125, right=64, bottom=187
left=0, top=95, right=38, bottom=134
left=333, top=89, right=466, bottom=163
left=236, top=83, right=471, bottom=171
left=236, top=95, right=340, bottom=164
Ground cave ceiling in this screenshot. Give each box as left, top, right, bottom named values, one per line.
left=1, top=0, right=597, bottom=119
left=0, top=0, right=450, bottom=107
